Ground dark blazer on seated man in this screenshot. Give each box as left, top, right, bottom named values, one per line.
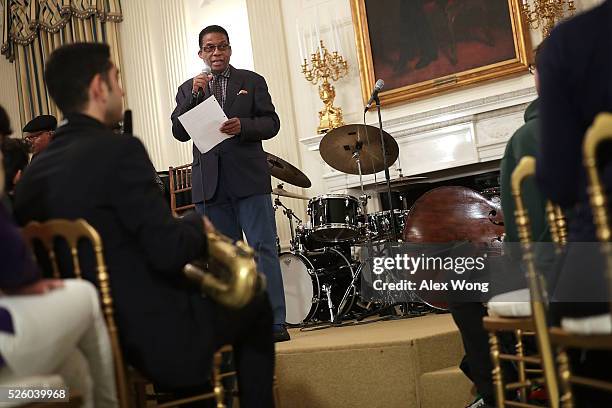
left=15, top=114, right=273, bottom=396
left=14, top=43, right=274, bottom=405
left=14, top=113, right=219, bottom=385
left=171, top=65, right=280, bottom=203
left=537, top=0, right=612, bottom=242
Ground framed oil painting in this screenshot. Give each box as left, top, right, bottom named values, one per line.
left=350, top=0, right=532, bottom=106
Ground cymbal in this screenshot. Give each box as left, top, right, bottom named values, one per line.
left=266, top=152, right=311, bottom=188
left=319, top=124, right=399, bottom=175
left=272, top=187, right=310, bottom=200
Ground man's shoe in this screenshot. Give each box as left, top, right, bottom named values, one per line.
left=465, top=397, right=495, bottom=408
left=273, top=325, right=290, bottom=342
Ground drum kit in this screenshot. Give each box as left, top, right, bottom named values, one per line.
left=268, top=124, right=424, bottom=327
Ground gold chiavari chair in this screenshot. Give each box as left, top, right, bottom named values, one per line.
left=168, top=164, right=195, bottom=216
left=483, top=156, right=561, bottom=408
left=22, top=219, right=131, bottom=407
left=548, top=112, right=612, bottom=406
left=22, top=219, right=234, bottom=408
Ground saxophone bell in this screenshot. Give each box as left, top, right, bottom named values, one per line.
left=184, top=230, right=266, bottom=309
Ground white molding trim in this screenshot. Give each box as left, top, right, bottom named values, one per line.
left=301, top=87, right=536, bottom=193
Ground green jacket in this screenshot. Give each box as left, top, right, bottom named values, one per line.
left=500, top=99, right=551, bottom=244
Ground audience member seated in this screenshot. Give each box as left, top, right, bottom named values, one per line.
left=0, top=106, right=10, bottom=146
left=536, top=1, right=612, bottom=406
left=23, top=115, right=56, bottom=159
left=13, top=43, right=275, bottom=407
left=451, top=51, right=549, bottom=408
left=1, top=138, right=29, bottom=214
left=0, top=140, right=118, bottom=408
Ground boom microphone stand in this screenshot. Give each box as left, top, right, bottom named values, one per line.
left=374, top=96, right=399, bottom=242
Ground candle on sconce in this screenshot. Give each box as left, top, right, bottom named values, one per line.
left=296, top=22, right=305, bottom=62
left=309, top=24, right=316, bottom=56
left=315, top=9, right=323, bottom=58
left=330, top=19, right=338, bottom=53
left=333, top=19, right=342, bottom=54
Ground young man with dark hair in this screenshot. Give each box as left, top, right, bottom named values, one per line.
left=15, top=43, right=275, bottom=406
left=0, top=104, right=118, bottom=408
left=171, top=25, right=289, bottom=342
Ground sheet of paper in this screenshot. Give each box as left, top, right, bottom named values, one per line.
left=178, top=95, right=230, bottom=154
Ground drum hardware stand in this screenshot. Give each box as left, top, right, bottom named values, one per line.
left=334, top=252, right=359, bottom=322
left=373, top=96, right=399, bottom=242
left=322, top=284, right=335, bottom=323
left=273, top=192, right=303, bottom=251
left=352, top=141, right=366, bottom=196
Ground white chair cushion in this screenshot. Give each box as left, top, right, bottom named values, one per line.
left=0, top=374, right=65, bottom=407
left=561, top=313, right=612, bottom=335
left=487, top=288, right=531, bottom=317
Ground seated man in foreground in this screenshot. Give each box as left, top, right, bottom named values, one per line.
left=0, top=112, right=117, bottom=407
left=14, top=43, right=274, bottom=407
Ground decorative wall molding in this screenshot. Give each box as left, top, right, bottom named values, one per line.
left=300, top=86, right=536, bottom=193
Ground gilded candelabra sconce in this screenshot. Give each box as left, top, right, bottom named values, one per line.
left=520, top=0, right=576, bottom=38
left=298, top=20, right=348, bottom=134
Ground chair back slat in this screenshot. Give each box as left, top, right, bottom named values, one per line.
left=511, top=156, right=560, bottom=407
left=22, top=219, right=131, bottom=408
left=168, top=163, right=194, bottom=217
left=583, top=112, right=612, bottom=322
left=546, top=202, right=561, bottom=245
left=554, top=206, right=568, bottom=245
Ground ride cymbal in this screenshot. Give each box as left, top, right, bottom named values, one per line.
left=319, top=124, right=399, bottom=175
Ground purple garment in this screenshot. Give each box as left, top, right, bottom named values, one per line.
left=0, top=201, right=40, bottom=290
left=0, top=198, right=41, bottom=367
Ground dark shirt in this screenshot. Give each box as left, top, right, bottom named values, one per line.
left=500, top=99, right=550, bottom=244
left=208, top=66, right=230, bottom=108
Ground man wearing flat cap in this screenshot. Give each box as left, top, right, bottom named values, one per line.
left=23, top=115, right=56, bottom=158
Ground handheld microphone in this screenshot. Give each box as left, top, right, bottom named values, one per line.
left=196, top=61, right=212, bottom=101
left=122, top=110, right=133, bottom=135
left=364, top=79, right=385, bottom=112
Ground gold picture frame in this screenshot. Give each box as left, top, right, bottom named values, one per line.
left=350, top=0, right=532, bottom=106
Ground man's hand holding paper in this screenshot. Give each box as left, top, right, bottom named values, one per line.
left=220, top=118, right=241, bottom=135
left=177, top=95, right=231, bottom=154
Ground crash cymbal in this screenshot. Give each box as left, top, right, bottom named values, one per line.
left=272, top=187, right=310, bottom=200
left=266, top=152, right=312, bottom=188
left=319, top=124, right=399, bottom=175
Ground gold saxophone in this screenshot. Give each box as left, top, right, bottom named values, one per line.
left=184, top=230, right=266, bottom=309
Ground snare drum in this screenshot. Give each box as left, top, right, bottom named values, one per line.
left=308, top=194, right=360, bottom=242
left=280, top=248, right=359, bottom=324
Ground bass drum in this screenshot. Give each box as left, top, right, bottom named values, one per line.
left=280, top=248, right=359, bottom=325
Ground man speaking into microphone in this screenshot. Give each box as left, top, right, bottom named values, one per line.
left=171, top=25, right=289, bottom=342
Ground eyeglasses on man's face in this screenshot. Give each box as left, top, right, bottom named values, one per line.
left=200, top=43, right=231, bottom=53
left=25, top=131, right=52, bottom=142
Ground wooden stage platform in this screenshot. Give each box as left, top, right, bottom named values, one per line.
left=275, top=313, right=477, bottom=408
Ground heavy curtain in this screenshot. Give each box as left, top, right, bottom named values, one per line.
left=0, top=0, right=123, bottom=125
